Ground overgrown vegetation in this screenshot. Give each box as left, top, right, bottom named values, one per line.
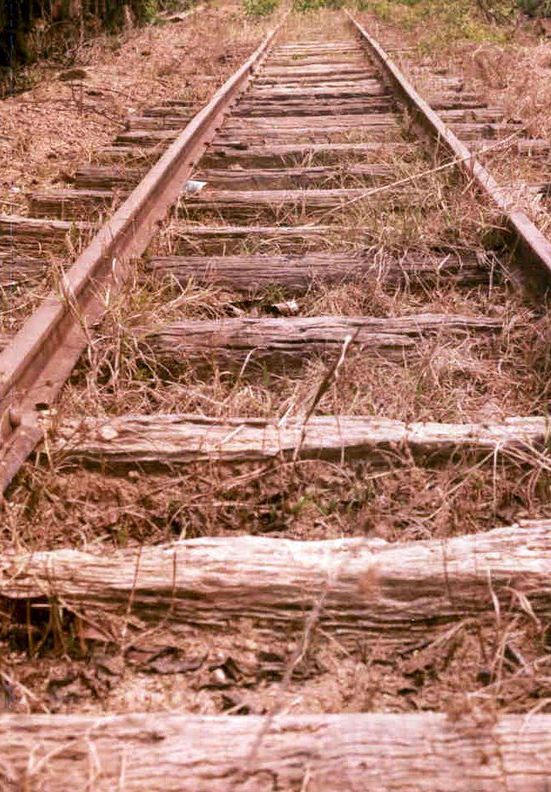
left=0, top=0, right=186, bottom=68
left=356, top=0, right=551, bottom=36
left=293, top=0, right=343, bottom=12
left=518, top=0, right=551, bottom=16
left=288, top=0, right=550, bottom=19
left=242, top=0, right=278, bottom=17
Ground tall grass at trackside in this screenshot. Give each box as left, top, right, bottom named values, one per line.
left=358, top=0, right=550, bottom=39
left=293, top=0, right=343, bottom=11
left=0, top=1, right=189, bottom=68
left=242, top=0, right=279, bottom=16
left=357, top=0, right=515, bottom=47
left=284, top=0, right=550, bottom=20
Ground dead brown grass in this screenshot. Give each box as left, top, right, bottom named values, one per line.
left=2, top=569, right=550, bottom=719
left=0, top=1, right=271, bottom=213
left=4, top=8, right=551, bottom=728
left=358, top=5, right=551, bottom=231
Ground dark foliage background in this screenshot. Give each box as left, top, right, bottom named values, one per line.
left=0, top=1, right=179, bottom=66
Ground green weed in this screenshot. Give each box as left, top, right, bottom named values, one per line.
left=294, top=0, right=343, bottom=12
left=518, top=0, right=551, bottom=16
left=357, top=0, right=514, bottom=46
left=242, top=0, right=278, bottom=16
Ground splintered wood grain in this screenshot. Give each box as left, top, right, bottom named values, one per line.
left=0, top=215, right=90, bottom=253
left=169, top=224, right=362, bottom=254
left=195, top=164, right=396, bottom=189
left=223, top=113, right=397, bottom=129
left=145, top=313, right=500, bottom=364
left=0, top=254, right=46, bottom=286
left=1, top=524, right=550, bottom=649
left=232, top=98, right=393, bottom=117
left=28, top=189, right=118, bottom=220
left=180, top=187, right=400, bottom=220
left=202, top=142, right=410, bottom=168
left=0, top=712, right=550, bottom=791
left=51, top=414, right=547, bottom=468
left=246, top=84, right=387, bottom=100
left=115, top=129, right=178, bottom=147
left=146, top=251, right=493, bottom=291
left=72, top=165, right=150, bottom=190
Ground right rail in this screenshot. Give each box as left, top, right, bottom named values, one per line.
left=347, top=10, right=551, bottom=291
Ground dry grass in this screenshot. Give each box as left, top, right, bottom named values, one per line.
left=5, top=247, right=551, bottom=559
left=5, top=11, right=549, bottom=540
left=358, top=2, right=551, bottom=229
left=4, top=6, right=551, bottom=727
left=7, top=23, right=551, bottom=552
left=1, top=1, right=274, bottom=346
left=6, top=447, right=551, bottom=550
left=2, top=611, right=549, bottom=718
left=0, top=1, right=272, bottom=213
left=280, top=8, right=352, bottom=41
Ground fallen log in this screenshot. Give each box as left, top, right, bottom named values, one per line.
left=1, top=524, right=550, bottom=648
left=1, top=712, right=550, bottom=792
left=50, top=414, right=546, bottom=469
left=145, top=313, right=500, bottom=365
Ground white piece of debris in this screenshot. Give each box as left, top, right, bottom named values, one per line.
left=273, top=299, right=300, bottom=316
left=99, top=425, right=119, bottom=441
left=184, top=180, right=207, bottom=194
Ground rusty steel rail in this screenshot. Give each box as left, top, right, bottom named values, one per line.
left=0, top=20, right=285, bottom=495
left=347, top=11, right=551, bottom=291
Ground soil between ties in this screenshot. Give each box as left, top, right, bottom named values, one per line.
left=2, top=7, right=551, bottom=760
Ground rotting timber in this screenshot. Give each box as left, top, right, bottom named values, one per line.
left=2, top=8, right=551, bottom=790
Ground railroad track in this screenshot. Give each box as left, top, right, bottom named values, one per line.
left=2, top=8, right=551, bottom=789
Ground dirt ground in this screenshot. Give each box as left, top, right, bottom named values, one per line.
left=358, top=3, right=551, bottom=138
left=4, top=614, right=548, bottom=719
left=358, top=3, right=551, bottom=226
left=2, top=2, right=551, bottom=734
left=0, top=0, right=273, bottom=213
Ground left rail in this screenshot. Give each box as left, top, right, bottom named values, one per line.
left=0, top=20, right=284, bottom=495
